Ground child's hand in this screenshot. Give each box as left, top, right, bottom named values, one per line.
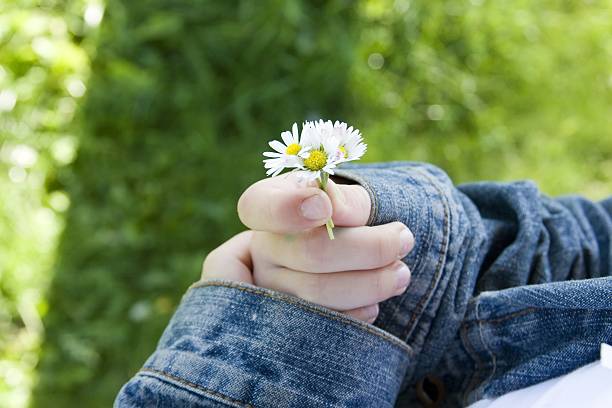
left=202, top=173, right=414, bottom=323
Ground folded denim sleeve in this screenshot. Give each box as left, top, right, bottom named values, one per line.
left=114, top=280, right=414, bottom=407
left=333, top=161, right=612, bottom=405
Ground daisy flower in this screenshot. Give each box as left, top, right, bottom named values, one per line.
left=293, top=121, right=342, bottom=183
left=333, top=121, right=367, bottom=163
left=263, top=122, right=310, bottom=177
left=262, top=120, right=367, bottom=240
left=314, top=120, right=367, bottom=164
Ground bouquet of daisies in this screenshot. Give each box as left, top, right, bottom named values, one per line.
left=263, top=120, right=367, bottom=240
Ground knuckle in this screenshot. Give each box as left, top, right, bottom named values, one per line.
left=298, top=228, right=328, bottom=271
left=372, top=269, right=387, bottom=299
left=374, top=230, right=397, bottom=266
left=294, top=272, right=324, bottom=305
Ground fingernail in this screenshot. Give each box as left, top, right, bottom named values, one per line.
left=394, top=261, right=411, bottom=290
left=398, top=227, right=414, bottom=259
left=300, top=194, right=329, bottom=220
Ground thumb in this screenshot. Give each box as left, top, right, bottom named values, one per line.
left=201, top=230, right=254, bottom=284
left=325, top=178, right=372, bottom=227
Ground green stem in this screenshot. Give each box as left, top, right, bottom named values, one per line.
left=318, top=173, right=335, bottom=240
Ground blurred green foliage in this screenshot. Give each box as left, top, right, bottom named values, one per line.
left=352, top=0, right=612, bottom=198
left=0, top=0, right=610, bottom=407
left=0, top=0, right=97, bottom=406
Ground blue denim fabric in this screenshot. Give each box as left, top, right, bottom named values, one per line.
left=115, top=161, right=612, bottom=407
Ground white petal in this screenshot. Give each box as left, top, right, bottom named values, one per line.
left=301, top=123, right=320, bottom=149
left=264, top=157, right=285, bottom=168
left=263, top=151, right=284, bottom=158
left=322, top=136, right=340, bottom=155
left=280, top=131, right=293, bottom=146
left=291, top=122, right=299, bottom=144
left=269, top=140, right=286, bottom=154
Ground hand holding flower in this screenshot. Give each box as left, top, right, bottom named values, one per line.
left=201, top=172, right=415, bottom=323
left=263, top=120, right=367, bottom=239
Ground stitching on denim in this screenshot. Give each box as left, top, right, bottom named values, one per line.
left=379, top=169, right=433, bottom=333
left=459, top=306, right=538, bottom=405
left=460, top=322, right=483, bottom=406
left=393, top=168, right=430, bottom=279
left=476, top=301, right=497, bottom=398
left=470, top=307, right=537, bottom=326
left=332, top=165, right=428, bottom=333
left=139, top=368, right=254, bottom=408
left=400, top=167, right=451, bottom=341
left=189, top=280, right=414, bottom=354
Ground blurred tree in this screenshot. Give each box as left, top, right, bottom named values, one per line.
left=32, top=0, right=358, bottom=406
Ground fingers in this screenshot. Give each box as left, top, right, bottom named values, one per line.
left=201, top=230, right=254, bottom=284
left=344, top=304, right=379, bottom=324
left=237, top=172, right=371, bottom=234
left=326, top=178, right=371, bottom=227
left=253, top=260, right=411, bottom=311
left=251, top=222, right=415, bottom=273
left=238, top=173, right=332, bottom=233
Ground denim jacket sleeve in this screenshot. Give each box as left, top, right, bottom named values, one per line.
left=115, top=161, right=612, bottom=407
left=114, top=282, right=414, bottom=407
left=333, top=161, right=611, bottom=405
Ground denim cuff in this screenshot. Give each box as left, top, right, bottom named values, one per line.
left=334, top=162, right=475, bottom=386
left=122, top=280, right=413, bottom=407
left=334, top=162, right=456, bottom=336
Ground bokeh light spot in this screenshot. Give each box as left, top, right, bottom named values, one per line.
left=367, top=53, right=385, bottom=70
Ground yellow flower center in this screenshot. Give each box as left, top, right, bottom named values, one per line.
left=339, top=145, right=348, bottom=158
left=285, top=143, right=301, bottom=155
left=304, top=150, right=327, bottom=171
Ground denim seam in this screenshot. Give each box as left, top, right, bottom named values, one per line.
left=476, top=301, right=497, bottom=400
left=470, top=307, right=538, bottom=326
left=460, top=307, right=539, bottom=404
left=139, top=368, right=254, bottom=408
left=378, top=169, right=433, bottom=334
left=189, top=280, right=414, bottom=354
left=460, top=322, right=483, bottom=406
left=400, top=166, right=451, bottom=341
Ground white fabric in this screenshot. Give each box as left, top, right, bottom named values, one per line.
left=469, top=344, right=612, bottom=408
